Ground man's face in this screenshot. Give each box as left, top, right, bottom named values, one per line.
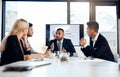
left=87, top=27, right=94, bottom=37
left=56, top=30, right=64, bottom=41
left=27, top=27, right=33, bottom=37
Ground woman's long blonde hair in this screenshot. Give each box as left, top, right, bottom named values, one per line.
left=0, top=19, right=28, bottom=52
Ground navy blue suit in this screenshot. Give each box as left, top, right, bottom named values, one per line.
left=81, top=34, right=115, bottom=62
left=47, top=38, right=76, bottom=56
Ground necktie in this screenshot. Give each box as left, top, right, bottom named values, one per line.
left=58, top=41, right=61, bottom=51
left=90, top=40, right=93, bottom=47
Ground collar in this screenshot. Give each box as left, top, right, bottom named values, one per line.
left=92, top=33, right=99, bottom=41
left=57, top=38, right=64, bottom=44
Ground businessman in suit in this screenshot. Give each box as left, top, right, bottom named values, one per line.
left=21, top=22, right=38, bottom=54
left=47, top=28, right=76, bottom=56
left=80, top=21, right=115, bottom=62
left=21, top=22, right=51, bottom=58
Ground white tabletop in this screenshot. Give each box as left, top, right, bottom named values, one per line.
left=0, top=57, right=119, bottom=77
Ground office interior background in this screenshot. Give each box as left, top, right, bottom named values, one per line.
left=0, top=0, right=120, bottom=61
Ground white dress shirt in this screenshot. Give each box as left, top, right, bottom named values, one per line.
left=92, top=33, right=99, bottom=47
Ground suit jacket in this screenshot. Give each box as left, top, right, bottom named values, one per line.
left=0, top=35, right=30, bottom=66
left=47, top=38, right=76, bottom=56
left=81, top=34, right=115, bottom=62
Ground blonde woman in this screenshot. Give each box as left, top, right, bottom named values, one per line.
left=0, top=19, right=45, bottom=66
left=0, top=19, right=30, bottom=65
left=0, top=19, right=52, bottom=66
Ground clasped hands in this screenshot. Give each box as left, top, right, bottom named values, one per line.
left=79, top=38, right=87, bottom=47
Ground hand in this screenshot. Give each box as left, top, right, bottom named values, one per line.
left=43, top=50, right=52, bottom=58
left=50, top=43, right=54, bottom=52
left=22, top=35, right=28, bottom=43
left=47, top=50, right=52, bottom=55
left=24, top=55, right=29, bottom=61
left=24, top=54, right=44, bottom=61
left=80, top=38, right=87, bottom=46
left=62, top=47, right=67, bottom=53
left=22, top=35, right=30, bottom=51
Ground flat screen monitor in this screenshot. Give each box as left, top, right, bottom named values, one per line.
left=46, top=24, right=84, bottom=46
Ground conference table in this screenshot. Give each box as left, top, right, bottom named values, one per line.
left=0, top=57, right=120, bottom=77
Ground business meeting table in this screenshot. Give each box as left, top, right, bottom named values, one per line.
left=0, top=57, right=120, bottom=77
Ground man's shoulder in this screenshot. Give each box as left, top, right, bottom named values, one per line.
left=99, top=34, right=107, bottom=40
left=98, top=34, right=108, bottom=42
left=50, top=39, right=56, bottom=42
left=64, top=38, right=71, bottom=42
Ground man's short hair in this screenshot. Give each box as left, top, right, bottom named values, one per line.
left=56, top=28, right=64, bottom=33
left=87, top=21, right=99, bottom=32
left=29, top=23, right=33, bottom=27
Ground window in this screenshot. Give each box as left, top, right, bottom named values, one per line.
left=70, top=2, right=90, bottom=43
left=70, top=2, right=89, bottom=24
left=0, top=1, right=2, bottom=44
left=4, top=1, right=118, bottom=55
left=96, top=6, right=117, bottom=54
left=5, top=2, right=67, bottom=52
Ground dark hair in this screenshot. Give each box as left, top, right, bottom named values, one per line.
left=87, top=21, right=99, bottom=32
left=29, top=23, right=33, bottom=27
left=57, top=28, right=64, bottom=33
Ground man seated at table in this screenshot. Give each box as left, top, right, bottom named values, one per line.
left=47, top=28, right=76, bottom=56
left=21, top=22, right=51, bottom=58
left=21, top=22, right=38, bottom=54
left=80, top=21, right=115, bottom=62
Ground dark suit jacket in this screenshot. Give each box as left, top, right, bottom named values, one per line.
left=81, top=34, right=115, bottom=62
left=47, top=38, right=76, bottom=56
left=0, top=35, right=31, bottom=66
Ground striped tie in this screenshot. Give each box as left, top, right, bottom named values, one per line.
left=58, top=41, right=61, bottom=51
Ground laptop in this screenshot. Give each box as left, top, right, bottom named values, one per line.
left=3, top=60, right=51, bottom=71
